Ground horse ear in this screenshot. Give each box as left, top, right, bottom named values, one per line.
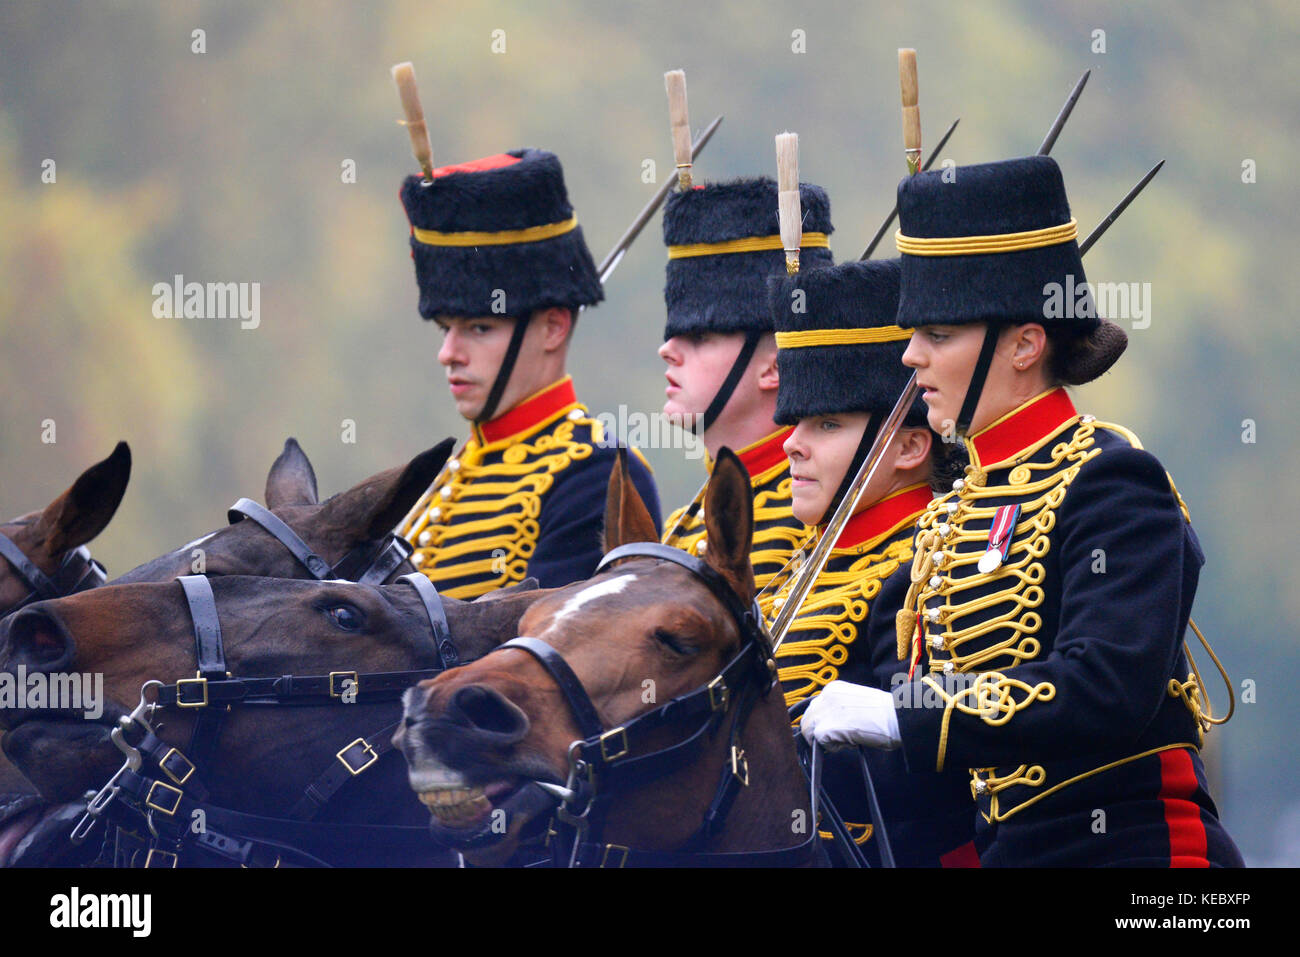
left=700, top=447, right=755, bottom=602
left=360, top=439, right=455, bottom=539
left=473, top=577, right=539, bottom=601
left=265, top=438, right=319, bottom=509
left=603, top=448, right=658, bottom=553
left=38, top=441, right=132, bottom=555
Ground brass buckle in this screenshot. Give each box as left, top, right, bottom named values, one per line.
left=600, top=843, right=629, bottom=868
left=336, top=737, right=379, bottom=776
left=329, top=671, right=358, bottom=698
left=160, top=747, right=196, bottom=786
left=707, top=676, right=729, bottom=712
left=598, top=727, right=628, bottom=762
left=144, top=848, right=178, bottom=868
left=175, top=675, right=208, bottom=708
left=145, top=781, right=182, bottom=817
left=731, top=745, right=749, bottom=786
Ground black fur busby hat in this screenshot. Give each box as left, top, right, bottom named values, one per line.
left=769, top=258, right=926, bottom=427
left=894, top=155, right=1125, bottom=383
left=399, top=149, right=604, bottom=320
left=663, top=178, right=833, bottom=338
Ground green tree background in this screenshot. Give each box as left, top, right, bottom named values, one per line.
left=2, top=0, right=1296, bottom=864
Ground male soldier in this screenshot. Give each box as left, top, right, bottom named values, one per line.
left=396, top=149, right=660, bottom=599
left=657, top=177, right=833, bottom=613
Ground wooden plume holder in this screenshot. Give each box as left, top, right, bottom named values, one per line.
left=665, top=69, right=693, bottom=190
left=392, top=61, right=434, bottom=180
left=775, top=132, right=801, bottom=275
left=899, top=48, right=921, bottom=174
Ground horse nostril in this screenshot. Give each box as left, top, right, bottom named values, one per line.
left=451, top=684, right=528, bottom=739
left=7, top=610, right=73, bottom=670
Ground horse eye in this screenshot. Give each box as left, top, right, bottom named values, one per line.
left=327, top=604, right=364, bottom=631
left=652, top=628, right=691, bottom=656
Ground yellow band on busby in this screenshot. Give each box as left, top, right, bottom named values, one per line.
left=413, top=215, right=579, bottom=248
left=775, top=326, right=912, bottom=349
left=895, top=218, right=1077, bottom=257
left=667, top=232, right=830, bottom=260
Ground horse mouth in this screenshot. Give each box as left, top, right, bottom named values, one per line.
left=407, top=757, right=559, bottom=853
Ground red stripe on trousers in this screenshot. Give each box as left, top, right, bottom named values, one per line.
left=1158, top=748, right=1209, bottom=868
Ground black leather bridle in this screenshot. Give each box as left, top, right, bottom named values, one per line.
left=71, top=571, right=458, bottom=867
left=0, top=531, right=107, bottom=618
left=226, top=498, right=414, bottom=585
left=489, top=542, right=823, bottom=867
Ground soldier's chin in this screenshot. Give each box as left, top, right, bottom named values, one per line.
left=661, top=404, right=702, bottom=430
left=2, top=721, right=120, bottom=803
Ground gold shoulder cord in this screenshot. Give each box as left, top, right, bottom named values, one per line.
left=402, top=409, right=598, bottom=599
left=896, top=418, right=1235, bottom=801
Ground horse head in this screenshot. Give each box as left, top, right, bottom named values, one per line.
left=396, top=449, right=814, bottom=866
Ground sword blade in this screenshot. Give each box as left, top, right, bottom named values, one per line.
left=597, top=114, right=725, bottom=284
left=1078, top=160, right=1165, bottom=256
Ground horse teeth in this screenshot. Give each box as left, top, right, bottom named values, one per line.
left=418, top=786, right=488, bottom=821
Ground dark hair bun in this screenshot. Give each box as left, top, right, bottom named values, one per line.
left=1051, top=318, right=1128, bottom=385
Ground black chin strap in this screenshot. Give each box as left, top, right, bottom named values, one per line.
left=476, top=315, right=532, bottom=424
left=955, top=323, right=1003, bottom=437
left=699, top=330, right=763, bottom=434
left=820, top=415, right=884, bottom=526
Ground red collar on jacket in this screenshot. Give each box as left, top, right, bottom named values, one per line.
left=711, top=427, right=794, bottom=482
left=826, top=483, right=933, bottom=550
left=478, top=377, right=580, bottom=444
left=966, top=387, right=1079, bottom=470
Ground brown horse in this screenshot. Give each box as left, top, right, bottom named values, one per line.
left=395, top=450, right=819, bottom=866
left=0, top=572, right=548, bottom=866
left=0, top=435, right=479, bottom=865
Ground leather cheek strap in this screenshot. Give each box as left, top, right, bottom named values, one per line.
left=496, top=636, right=604, bottom=740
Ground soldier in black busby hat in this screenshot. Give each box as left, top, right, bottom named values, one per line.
left=801, top=155, right=1243, bottom=867
left=395, top=149, right=660, bottom=599
left=769, top=257, right=977, bottom=866
left=658, top=177, right=833, bottom=615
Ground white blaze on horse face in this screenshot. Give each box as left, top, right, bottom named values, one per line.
left=177, top=531, right=218, bottom=553
left=541, top=574, right=637, bottom=637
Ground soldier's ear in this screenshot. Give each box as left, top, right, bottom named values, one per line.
left=265, top=438, right=318, bottom=509
left=755, top=333, right=780, bottom=393
left=700, top=447, right=755, bottom=602
left=37, top=441, right=132, bottom=555
left=602, top=448, right=658, bottom=554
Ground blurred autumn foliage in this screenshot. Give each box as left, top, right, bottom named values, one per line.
left=1, top=0, right=1296, bottom=862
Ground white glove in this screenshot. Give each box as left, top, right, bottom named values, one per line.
left=801, top=680, right=901, bottom=751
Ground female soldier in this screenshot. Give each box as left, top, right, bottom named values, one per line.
left=769, top=258, right=977, bottom=866
left=801, top=156, right=1242, bottom=867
